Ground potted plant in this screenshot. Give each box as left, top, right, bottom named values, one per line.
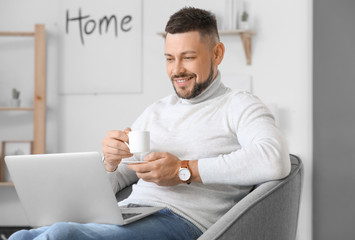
left=11, top=88, right=21, bottom=107
left=239, top=2, right=250, bottom=29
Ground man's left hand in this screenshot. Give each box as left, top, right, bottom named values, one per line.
left=127, top=152, right=181, bottom=186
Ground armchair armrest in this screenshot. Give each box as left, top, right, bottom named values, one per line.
left=116, top=184, right=135, bottom=202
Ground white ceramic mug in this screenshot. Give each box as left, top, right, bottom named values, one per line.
left=128, top=131, right=150, bottom=153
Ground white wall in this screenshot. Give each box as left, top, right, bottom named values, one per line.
left=0, top=1, right=312, bottom=239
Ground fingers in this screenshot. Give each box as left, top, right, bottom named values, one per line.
left=102, top=140, right=130, bottom=156
left=103, top=130, right=131, bottom=152
left=102, top=129, right=133, bottom=171
left=127, top=161, right=153, bottom=173
left=127, top=152, right=181, bottom=186
left=143, top=152, right=166, bottom=162
left=106, top=130, right=129, bottom=143
left=128, top=162, right=159, bottom=182
left=124, top=127, right=132, bottom=135
left=127, top=152, right=166, bottom=173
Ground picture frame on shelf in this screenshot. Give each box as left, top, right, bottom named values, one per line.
left=0, top=140, right=33, bottom=182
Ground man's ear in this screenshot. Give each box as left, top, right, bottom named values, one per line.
left=213, top=42, right=225, bottom=66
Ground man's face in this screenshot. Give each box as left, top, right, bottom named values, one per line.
left=165, top=31, right=217, bottom=99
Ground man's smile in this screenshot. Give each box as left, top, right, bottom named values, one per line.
left=172, top=75, right=195, bottom=87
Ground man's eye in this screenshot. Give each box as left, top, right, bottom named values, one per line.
left=166, top=58, right=174, bottom=62
left=185, top=57, right=195, bottom=60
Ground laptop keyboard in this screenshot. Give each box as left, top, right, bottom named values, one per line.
left=122, top=212, right=142, bottom=220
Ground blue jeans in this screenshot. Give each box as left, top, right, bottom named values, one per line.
left=9, top=208, right=202, bottom=240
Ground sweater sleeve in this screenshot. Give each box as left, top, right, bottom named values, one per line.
left=106, top=163, right=138, bottom=194
left=198, top=92, right=291, bottom=186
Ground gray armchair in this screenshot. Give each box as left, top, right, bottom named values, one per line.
left=116, top=155, right=303, bottom=240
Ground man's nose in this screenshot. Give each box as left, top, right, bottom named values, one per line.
left=172, top=60, right=186, bottom=75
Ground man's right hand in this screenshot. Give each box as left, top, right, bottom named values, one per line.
left=102, top=128, right=133, bottom=172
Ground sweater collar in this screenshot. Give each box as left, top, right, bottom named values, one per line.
left=179, top=71, right=227, bottom=104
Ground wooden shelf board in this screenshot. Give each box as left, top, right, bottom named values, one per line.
left=157, top=29, right=255, bottom=37
left=0, top=31, right=35, bottom=37
left=219, top=29, right=256, bottom=35
left=0, top=182, right=14, bottom=187
left=0, top=107, right=34, bottom=111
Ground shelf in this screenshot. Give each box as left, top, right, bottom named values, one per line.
left=219, top=29, right=255, bottom=35
left=0, top=24, right=46, bottom=155
left=220, top=30, right=255, bottom=65
left=0, top=24, right=46, bottom=185
left=0, top=107, right=34, bottom=111
left=0, top=31, right=35, bottom=37
left=0, top=182, right=14, bottom=187
left=157, top=29, right=255, bottom=65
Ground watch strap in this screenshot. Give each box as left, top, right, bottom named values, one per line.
left=181, top=160, right=189, bottom=169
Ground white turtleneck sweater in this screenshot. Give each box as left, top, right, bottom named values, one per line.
left=107, top=72, right=290, bottom=232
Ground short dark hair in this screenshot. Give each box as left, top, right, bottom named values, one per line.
left=165, top=7, right=220, bottom=45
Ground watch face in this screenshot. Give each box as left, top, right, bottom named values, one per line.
left=179, top=168, right=191, bottom=181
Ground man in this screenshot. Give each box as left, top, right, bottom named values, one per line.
left=10, top=7, right=290, bottom=240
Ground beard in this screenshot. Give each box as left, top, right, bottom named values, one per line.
left=171, top=65, right=215, bottom=99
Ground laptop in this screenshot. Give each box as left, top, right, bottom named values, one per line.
left=5, top=152, right=164, bottom=227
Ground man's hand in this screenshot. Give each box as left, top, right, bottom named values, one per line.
left=127, top=152, right=182, bottom=186
left=102, top=128, right=133, bottom=172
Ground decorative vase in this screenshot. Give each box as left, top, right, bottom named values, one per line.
left=10, top=99, right=21, bottom=107
left=239, top=20, right=250, bottom=29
